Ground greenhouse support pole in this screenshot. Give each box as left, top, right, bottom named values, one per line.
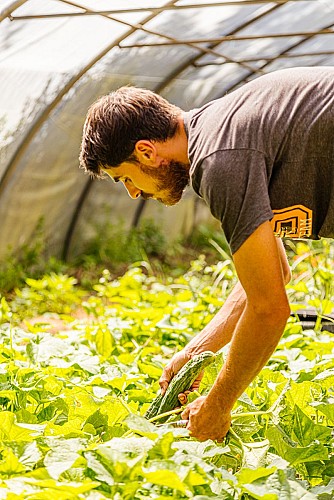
left=0, top=0, right=27, bottom=22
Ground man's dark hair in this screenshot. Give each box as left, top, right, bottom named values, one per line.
left=79, top=86, right=181, bottom=178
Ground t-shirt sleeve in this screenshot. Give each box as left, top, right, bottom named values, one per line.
left=192, top=149, right=274, bottom=254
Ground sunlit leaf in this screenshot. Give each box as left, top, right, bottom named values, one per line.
left=124, top=414, right=159, bottom=439
left=267, top=426, right=328, bottom=465
left=95, top=327, right=114, bottom=358
left=292, top=405, right=331, bottom=446
left=44, top=438, right=86, bottom=480
left=144, top=468, right=186, bottom=494
left=0, top=448, right=26, bottom=475
left=0, top=412, right=35, bottom=441
left=315, top=403, right=334, bottom=423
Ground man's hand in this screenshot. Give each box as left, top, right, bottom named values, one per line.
left=159, top=349, right=204, bottom=400
left=181, top=396, right=231, bottom=441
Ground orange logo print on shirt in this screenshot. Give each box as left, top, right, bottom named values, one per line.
left=271, top=205, right=313, bottom=238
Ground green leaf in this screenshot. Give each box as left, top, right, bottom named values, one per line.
left=286, top=381, right=322, bottom=418
left=236, top=467, right=276, bottom=484
left=0, top=412, right=35, bottom=441
left=98, top=436, right=154, bottom=461
left=185, top=468, right=208, bottom=486
left=6, top=440, right=42, bottom=470
left=199, top=351, right=224, bottom=393
left=0, top=296, right=12, bottom=324
left=292, top=405, right=331, bottom=446
left=240, top=484, right=277, bottom=500
left=144, top=469, right=187, bottom=494
left=43, top=376, right=63, bottom=396
left=286, top=443, right=329, bottom=466
left=3, top=239, right=334, bottom=496
left=314, top=403, right=334, bottom=423
left=138, top=361, right=163, bottom=380
left=311, top=477, right=334, bottom=499
left=241, top=469, right=317, bottom=500
left=44, top=417, right=84, bottom=437
left=231, top=413, right=262, bottom=441
left=0, top=448, right=26, bottom=475
left=65, top=390, right=100, bottom=420
left=172, top=440, right=232, bottom=470
left=85, top=450, right=115, bottom=485
left=23, top=477, right=100, bottom=496
left=100, top=397, right=131, bottom=425
left=267, top=426, right=328, bottom=466
left=95, top=327, right=114, bottom=358
left=15, top=409, right=38, bottom=425
left=242, top=440, right=271, bottom=469
left=96, top=440, right=146, bottom=482
left=44, top=438, right=86, bottom=480
left=124, top=414, right=159, bottom=439
left=148, top=432, right=175, bottom=460
left=84, top=409, right=108, bottom=434
left=127, top=388, right=152, bottom=403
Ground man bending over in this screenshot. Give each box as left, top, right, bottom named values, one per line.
left=79, top=66, right=334, bottom=441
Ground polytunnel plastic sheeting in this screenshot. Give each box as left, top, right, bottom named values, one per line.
left=0, top=5, right=133, bottom=148
left=0, top=0, right=333, bottom=262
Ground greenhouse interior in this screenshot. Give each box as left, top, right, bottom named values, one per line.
left=1, top=0, right=334, bottom=259
left=0, top=1, right=334, bottom=498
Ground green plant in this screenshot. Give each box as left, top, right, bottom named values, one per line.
left=77, top=218, right=166, bottom=267
left=0, top=244, right=333, bottom=497
left=11, top=273, right=84, bottom=319
left=0, top=296, right=11, bottom=325
left=0, top=220, right=67, bottom=294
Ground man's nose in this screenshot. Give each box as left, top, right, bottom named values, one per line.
left=124, top=181, right=141, bottom=199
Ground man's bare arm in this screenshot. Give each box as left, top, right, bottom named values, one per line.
left=186, top=236, right=290, bottom=355
left=181, top=221, right=291, bottom=440
left=159, top=233, right=290, bottom=394
left=185, top=280, right=245, bottom=355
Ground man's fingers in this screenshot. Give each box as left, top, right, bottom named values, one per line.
left=159, top=350, right=192, bottom=396
left=190, top=371, right=204, bottom=391
left=159, top=381, right=168, bottom=395
left=178, top=392, right=189, bottom=405
left=181, top=406, right=190, bottom=420
left=159, top=366, right=174, bottom=395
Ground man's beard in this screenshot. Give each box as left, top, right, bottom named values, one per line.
left=140, top=159, right=190, bottom=206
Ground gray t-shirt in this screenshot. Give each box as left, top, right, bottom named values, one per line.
left=184, top=67, right=334, bottom=254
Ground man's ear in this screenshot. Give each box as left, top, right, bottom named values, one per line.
left=135, top=140, right=158, bottom=166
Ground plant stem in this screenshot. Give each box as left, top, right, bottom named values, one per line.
left=149, top=408, right=269, bottom=425
left=122, top=429, right=134, bottom=438
left=149, top=407, right=184, bottom=423
left=227, top=426, right=243, bottom=445
left=231, top=410, right=269, bottom=419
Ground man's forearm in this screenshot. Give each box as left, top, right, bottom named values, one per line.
left=184, top=237, right=290, bottom=359
left=185, top=281, right=246, bottom=356
left=206, top=303, right=290, bottom=412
